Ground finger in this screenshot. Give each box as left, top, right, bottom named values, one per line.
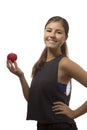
left=53, top=102, right=59, bottom=105
left=52, top=105, right=59, bottom=109
left=53, top=106, right=64, bottom=110
left=52, top=103, right=65, bottom=108
left=14, top=61, right=17, bottom=66
left=6, top=60, right=12, bottom=69
left=54, top=111, right=65, bottom=115
left=57, top=102, right=65, bottom=105
left=52, top=104, right=65, bottom=111
left=7, top=60, right=12, bottom=67
left=52, top=108, right=62, bottom=111
left=53, top=101, right=65, bottom=106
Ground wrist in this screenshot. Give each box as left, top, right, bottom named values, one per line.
left=19, top=72, right=24, bottom=79
left=72, top=109, right=80, bottom=119
left=71, top=110, right=77, bottom=119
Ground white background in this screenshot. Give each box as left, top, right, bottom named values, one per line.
left=0, top=0, right=87, bottom=130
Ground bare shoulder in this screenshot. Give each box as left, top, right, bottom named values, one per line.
left=59, top=56, right=77, bottom=69
left=58, top=56, right=87, bottom=86
left=59, top=56, right=86, bottom=78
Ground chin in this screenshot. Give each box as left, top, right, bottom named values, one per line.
left=47, top=47, right=57, bottom=51
left=47, top=46, right=57, bottom=49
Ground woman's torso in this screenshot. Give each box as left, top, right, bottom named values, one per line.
left=26, top=55, right=75, bottom=124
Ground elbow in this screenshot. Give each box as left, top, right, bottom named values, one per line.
left=24, top=96, right=28, bottom=102
left=23, top=94, right=29, bottom=102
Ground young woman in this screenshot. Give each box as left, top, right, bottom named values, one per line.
left=7, top=16, right=87, bottom=130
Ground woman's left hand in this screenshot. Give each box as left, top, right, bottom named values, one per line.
left=52, top=101, right=75, bottom=119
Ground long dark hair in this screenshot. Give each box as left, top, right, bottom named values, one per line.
left=32, top=16, right=69, bottom=77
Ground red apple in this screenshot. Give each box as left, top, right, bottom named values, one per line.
left=7, top=53, right=17, bottom=62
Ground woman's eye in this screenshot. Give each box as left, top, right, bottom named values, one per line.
left=46, top=29, right=51, bottom=32
left=57, top=31, right=62, bottom=34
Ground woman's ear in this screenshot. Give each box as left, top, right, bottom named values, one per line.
left=65, top=35, right=68, bottom=40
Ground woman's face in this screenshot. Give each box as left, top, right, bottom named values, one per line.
left=44, top=22, right=67, bottom=50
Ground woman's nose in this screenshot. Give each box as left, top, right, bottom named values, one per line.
left=50, top=31, right=55, bottom=37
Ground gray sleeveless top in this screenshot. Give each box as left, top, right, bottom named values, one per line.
left=26, top=55, right=75, bottom=124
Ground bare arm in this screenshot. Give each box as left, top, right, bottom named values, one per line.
left=19, top=73, right=29, bottom=101
left=60, top=57, right=87, bottom=87
left=54, top=57, right=87, bottom=119
left=7, top=60, right=29, bottom=101
left=52, top=101, right=87, bottom=119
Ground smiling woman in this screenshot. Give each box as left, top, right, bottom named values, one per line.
left=6, top=16, right=87, bottom=130
left=44, top=22, right=67, bottom=49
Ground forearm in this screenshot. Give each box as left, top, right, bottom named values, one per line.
left=73, top=101, right=87, bottom=119
left=52, top=101, right=87, bottom=119
left=19, top=73, right=29, bottom=101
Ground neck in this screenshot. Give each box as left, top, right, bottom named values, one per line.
left=46, top=48, right=62, bottom=61
left=46, top=55, right=56, bottom=62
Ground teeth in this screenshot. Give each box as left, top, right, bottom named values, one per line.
left=49, top=39, right=57, bottom=42
left=49, top=40, right=56, bottom=43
